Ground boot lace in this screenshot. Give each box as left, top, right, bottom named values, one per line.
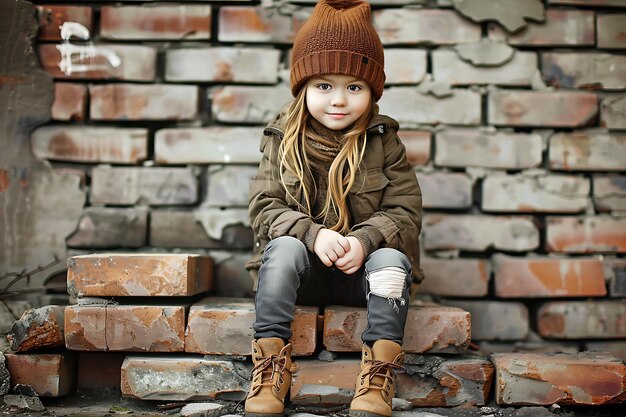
left=252, top=354, right=287, bottom=387
left=361, top=360, right=404, bottom=392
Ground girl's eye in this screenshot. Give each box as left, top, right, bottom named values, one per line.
left=348, top=84, right=363, bottom=92
left=316, top=83, right=332, bottom=91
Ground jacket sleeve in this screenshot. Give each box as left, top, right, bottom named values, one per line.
left=348, top=132, right=423, bottom=268
left=248, top=132, right=324, bottom=253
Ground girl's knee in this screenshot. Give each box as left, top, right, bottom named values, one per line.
left=264, top=236, right=307, bottom=261
left=366, top=248, right=410, bottom=272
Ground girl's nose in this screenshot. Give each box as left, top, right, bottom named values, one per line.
left=330, top=91, right=346, bottom=106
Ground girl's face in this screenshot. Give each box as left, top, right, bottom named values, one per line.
left=305, top=74, right=372, bottom=131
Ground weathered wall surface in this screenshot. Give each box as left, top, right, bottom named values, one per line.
left=1, top=0, right=625, bottom=354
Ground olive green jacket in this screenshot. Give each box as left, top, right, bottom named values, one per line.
left=246, top=111, right=424, bottom=287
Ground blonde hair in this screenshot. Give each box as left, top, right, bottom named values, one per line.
left=279, top=86, right=375, bottom=234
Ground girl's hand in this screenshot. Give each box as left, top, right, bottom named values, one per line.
left=313, top=229, right=351, bottom=267
left=335, top=236, right=365, bottom=275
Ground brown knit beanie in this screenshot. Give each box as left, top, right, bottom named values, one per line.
left=290, top=0, right=386, bottom=101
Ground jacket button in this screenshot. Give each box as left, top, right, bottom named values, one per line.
left=256, top=242, right=260, bottom=247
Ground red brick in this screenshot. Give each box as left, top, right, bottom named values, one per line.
left=211, top=85, right=292, bottom=123
left=90, top=167, right=198, bottom=206
left=494, top=255, right=607, bottom=298
left=323, top=304, right=471, bottom=353
left=416, top=172, right=472, bottom=209
left=101, top=5, right=210, bottom=40
left=6, top=306, right=65, bottom=352
left=488, top=9, right=595, bottom=46
left=419, top=258, right=490, bottom=297
left=380, top=87, right=481, bottom=125
left=165, top=47, right=279, bottom=83
left=435, top=129, right=542, bottom=169
left=218, top=6, right=308, bottom=43
left=67, top=253, right=213, bottom=297
left=90, top=84, right=198, bottom=121
left=398, top=356, right=494, bottom=407
left=185, top=297, right=317, bottom=356
left=397, top=130, right=430, bottom=166
left=291, top=356, right=493, bottom=407
left=546, top=216, right=626, bottom=253
left=66, top=207, right=148, bottom=248
left=423, top=214, right=540, bottom=252
left=492, top=352, right=626, bottom=405
left=154, top=127, right=262, bottom=164
left=488, top=90, right=598, bottom=127
left=51, top=83, right=87, bottom=121
left=65, top=304, right=187, bottom=352
left=542, top=52, right=626, bottom=90
left=121, top=356, right=249, bottom=401
left=601, top=93, right=626, bottom=129
left=482, top=174, right=590, bottom=213
left=598, top=14, right=626, bottom=49
left=31, top=126, right=147, bottom=163
left=385, top=49, right=427, bottom=84
left=37, top=5, right=92, bottom=41
left=374, top=9, right=481, bottom=45
left=594, top=175, right=626, bottom=212
left=150, top=209, right=252, bottom=249
left=38, top=44, right=156, bottom=81
left=549, top=131, right=626, bottom=171
left=432, top=49, right=537, bottom=86
left=4, top=353, right=76, bottom=397
left=538, top=300, right=626, bottom=339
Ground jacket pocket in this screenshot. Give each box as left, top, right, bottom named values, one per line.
left=349, top=169, right=389, bottom=219
left=282, top=172, right=302, bottom=208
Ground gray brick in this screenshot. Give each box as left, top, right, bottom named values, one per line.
left=542, top=52, right=626, bottom=90
left=593, top=175, right=626, bottom=212
left=549, top=131, right=626, bottom=171
left=66, top=207, right=147, bottom=248
left=205, top=165, right=258, bottom=207
left=90, top=167, right=198, bottom=206
left=435, top=129, right=543, bottom=169
left=443, top=300, right=529, bottom=341
left=601, top=93, right=626, bottom=129
left=538, top=300, right=626, bottom=339
left=598, top=14, right=626, bottom=49
left=210, top=86, right=292, bottom=124
left=416, top=171, right=472, bottom=209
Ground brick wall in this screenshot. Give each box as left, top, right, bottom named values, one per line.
left=30, top=0, right=625, bottom=355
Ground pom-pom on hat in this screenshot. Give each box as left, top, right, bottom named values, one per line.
left=290, top=0, right=386, bottom=101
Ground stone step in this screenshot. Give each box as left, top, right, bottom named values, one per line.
left=67, top=253, right=213, bottom=297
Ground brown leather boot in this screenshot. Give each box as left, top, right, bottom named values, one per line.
left=244, top=337, right=292, bottom=417
left=349, top=340, right=404, bottom=417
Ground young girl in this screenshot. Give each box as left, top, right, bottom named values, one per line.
left=244, top=1, right=423, bottom=416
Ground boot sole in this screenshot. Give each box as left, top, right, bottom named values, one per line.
left=349, top=411, right=387, bottom=417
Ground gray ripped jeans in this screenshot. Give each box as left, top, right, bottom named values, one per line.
left=253, top=236, right=412, bottom=345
